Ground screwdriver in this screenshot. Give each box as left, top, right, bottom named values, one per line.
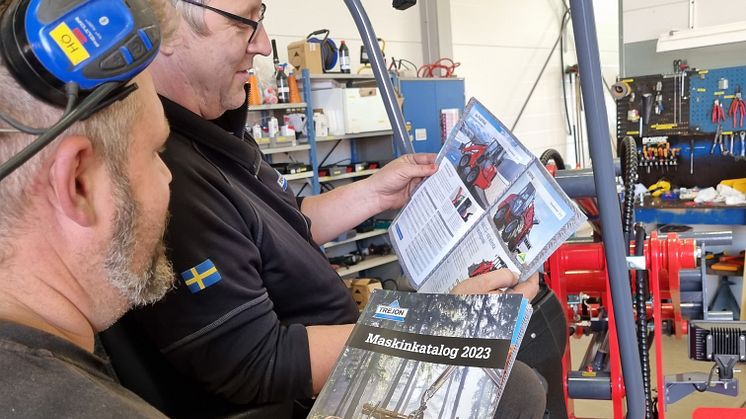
left=690, top=138, right=694, bottom=174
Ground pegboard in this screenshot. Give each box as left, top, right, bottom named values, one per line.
left=616, top=73, right=690, bottom=139
left=689, top=65, right=746, bottom=134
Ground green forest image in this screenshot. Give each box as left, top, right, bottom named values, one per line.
left=309, top=291, right=528, bottom=419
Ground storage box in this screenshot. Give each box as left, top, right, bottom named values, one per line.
left=344, top=88, right=392, bottom=134
left=310, top=88, right=392, bottom=135
left=287, top=40, right=324, bottom=75
left=350, top=279, right=382, bottom=309
left=310, top=88, right=346, bottom=135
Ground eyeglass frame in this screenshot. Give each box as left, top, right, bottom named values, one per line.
left=178, top=0, right=266, bottom=44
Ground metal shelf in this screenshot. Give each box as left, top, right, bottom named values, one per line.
left=319, top=169, right=379, bottom=182
left=284, top=172, right=314, bottom=181
left=301, top=73, right=376, bottom=81
left=248, top=102, right=307, bottom=111
left=261, top=144, right=310, bottom=155
left=324, top=229, right=388, bottom=249
left=316, top=130, right=393, bottom=143
left=336, top=254, right=399, bottom=277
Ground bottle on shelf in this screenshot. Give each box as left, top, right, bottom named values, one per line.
left=339, top=40, right=350, bottom=74
left=271, top=39, right=280, bottom=68
left=275, top=64, right=290, bottom=104
left=287, top=67, right=302, bottom=104
left=247, top=68, right=262, bottom=106
left=271, top=39, right=290, bottom=104
left=268, top=116, right=279, bottom=138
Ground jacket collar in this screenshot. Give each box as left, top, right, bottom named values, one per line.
left=160, top=93, right=262, bottom=175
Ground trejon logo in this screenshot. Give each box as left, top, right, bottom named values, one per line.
left=373, top=300, right=408, bottom=322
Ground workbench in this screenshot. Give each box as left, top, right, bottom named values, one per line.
left=635, top=196, right=746, bottom=225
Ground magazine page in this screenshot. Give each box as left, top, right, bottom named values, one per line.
left=391, top=97, right=586, bottom=291
left=389, top=161, right=486, bottom=286
left=307, top=290, right=531, bottom=419
left=390, top=98, right=533, bottom=287
left=487, top=160, right=586, bottom=282
left=417, top=217, right=520, bottom=293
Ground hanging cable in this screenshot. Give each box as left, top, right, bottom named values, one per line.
left=0, top=83, right=79, bottom=135
left=558, top=1, right=572, bottom=135
left=0, top=82, right=121, bottom=181
left=620, top=136, right=638, bottom=245
left=417, top=58, right=460, bottom=78
left=633, top=224, right=653, bottom=418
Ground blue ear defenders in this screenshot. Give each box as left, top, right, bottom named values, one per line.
left=1, top=0, right=161, bottom=105
left=0, top=0, right=161, bottom=181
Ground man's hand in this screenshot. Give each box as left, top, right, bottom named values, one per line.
left=450, top=269, right=540, bottom=301
left=507, top=272, right=540, bottom=301
left=300, top=153, right=436, bottom=244
left=365, top=153, right=437, bottom=212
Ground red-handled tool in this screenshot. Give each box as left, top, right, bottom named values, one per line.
left=729, top=86, right=746, bottom=128
left=712, top=99, right=726, bottom=123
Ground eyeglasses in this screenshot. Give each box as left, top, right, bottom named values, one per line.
left=178, top=0, right=266, bottom=45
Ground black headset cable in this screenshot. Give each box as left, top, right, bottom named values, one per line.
left=0, top=81, right=121, bottom=181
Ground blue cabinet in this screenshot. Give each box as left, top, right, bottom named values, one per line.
left=400, top=78, right=465, bottom=153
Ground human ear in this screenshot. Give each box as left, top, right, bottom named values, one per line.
left=47, top=136, right=100, bottom=227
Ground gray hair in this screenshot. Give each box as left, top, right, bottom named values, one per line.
left=170, top=0, right=210, bottom=36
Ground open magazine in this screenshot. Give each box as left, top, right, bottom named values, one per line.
left=307, top=290, right=532, bottom=419
left=390, top=98, right=586, bottom=292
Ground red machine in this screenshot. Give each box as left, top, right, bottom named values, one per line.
left=545, top=232, right=697, bottom=418
left=493, top=184, right=538, bottom=252
left=467, top=258, right=506, bottom=277
left=457, top=139, right=504, bottom=189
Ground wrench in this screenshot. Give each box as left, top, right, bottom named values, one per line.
left=711, top=125, right=724, bottom=154
left=740, top=131, right=745, bottom=158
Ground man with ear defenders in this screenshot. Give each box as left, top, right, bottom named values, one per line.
left=0, top=0, right=175, bottom=416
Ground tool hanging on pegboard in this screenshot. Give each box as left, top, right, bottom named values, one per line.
left=616, top=60, right=691, bottom=139
left=729, top=86, right=745, bottom=128
left=689, top=65, right=746, bottom=133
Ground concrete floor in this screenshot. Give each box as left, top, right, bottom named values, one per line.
left=569, top=335, right=746, bottom=418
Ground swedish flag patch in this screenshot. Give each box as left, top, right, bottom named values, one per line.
left=180, top=259, right=222, bottom=294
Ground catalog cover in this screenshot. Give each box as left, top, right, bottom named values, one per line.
left=307, top=290, right=532, bottom=419
left=389, top=98, right=586, bottom=292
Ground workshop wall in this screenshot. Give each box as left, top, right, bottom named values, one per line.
left=450, top=0, right=619, bottom=161
left=262, top=1, right=619, bottom=162
left=261, top=0, right=424, bottom=80
left=622, top=0, right=746, bottom=76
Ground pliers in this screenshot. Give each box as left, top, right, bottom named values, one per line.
left=712, top=99, right=726, bottom=123
left=711, top=124, right=724, bottom=154
left=729, top=86, right=746, bottom=128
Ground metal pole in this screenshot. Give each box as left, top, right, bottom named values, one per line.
left=569, top=1, right=644, bottom=418
left=302, top=69, right=321, bottom=195
left=344, top=0, right=414, bottom=154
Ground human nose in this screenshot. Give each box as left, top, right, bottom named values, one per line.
left=248, top=25, right=271, bottom=57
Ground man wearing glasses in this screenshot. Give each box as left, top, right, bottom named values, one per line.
left=115, top=1, right=546, bottom=418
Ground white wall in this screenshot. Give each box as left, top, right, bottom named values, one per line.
left=261, top=1, right=620, bottom=161
left=623, top=0, right=746, bottom=44
left=451, top=0, right=619, bottom=161
left=622, top=0, right=746, bottom=75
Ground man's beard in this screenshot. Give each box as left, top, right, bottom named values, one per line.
left=103, top=177, right=174, bottom=308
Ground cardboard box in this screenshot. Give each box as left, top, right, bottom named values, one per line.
left=287, top=40, right=323, bottom=75
left=350, top=279, right=382, bottom=309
